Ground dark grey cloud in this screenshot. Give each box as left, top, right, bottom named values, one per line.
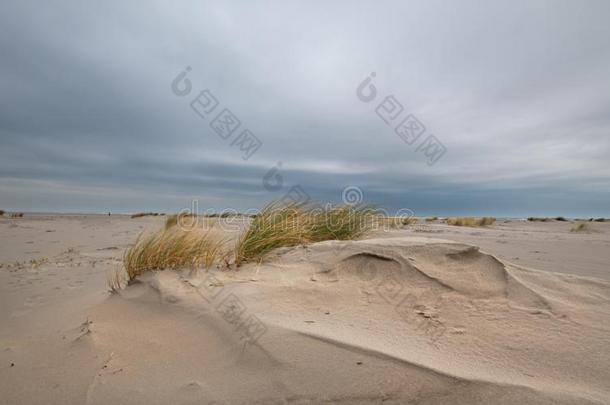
left=1, top=0, right=609, bottom=216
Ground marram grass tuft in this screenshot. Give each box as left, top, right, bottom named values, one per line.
left=446, top=217, right=496, bottom=227
left=123, top=227, right=224, bottom=280
left=235, top=201, right=374, bottom=265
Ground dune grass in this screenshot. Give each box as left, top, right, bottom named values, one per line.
left=204, top=212, right=255, bottom=218
left=234, top=203, right=309, bottom=266
left=571, top=222, right=590, bottom=233
left=235, top=202, right=374, bottom=265
left=164, top=213, right=200, bottom=230
left=130, top=212, right=161, bottom=219
left=123, top=227, right=224, bottom=280
left=399, top=216, right=419, bottom=226
left=10, top=213, right=24, bottom=218
left=426, top=216, right=438, bottom=222
left=390, top=217, right=419, bottom=228
left=106, top=267, right=127, bottom=293
left=376, top=216, right=418, bottom=229
left=527, top=217, right=552, bottom=222
left=446, top=217, right=496, bottom=227
left=529, top=216, right=578, bottom=222
left=165, top=213, right=180, bottom=229
left=0, top=209, right=4, bottom=216
left=393, top=216, right=417, bottom=227
left=310, top=205, right=375, bottom=240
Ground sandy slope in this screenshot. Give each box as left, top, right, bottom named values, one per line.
left=1, top=215, right=609, bottom=404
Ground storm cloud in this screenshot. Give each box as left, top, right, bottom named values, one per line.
left=1, top=0, right=609, bottom=217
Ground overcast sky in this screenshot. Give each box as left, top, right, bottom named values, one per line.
left=1, top=0, right=609, bottom=217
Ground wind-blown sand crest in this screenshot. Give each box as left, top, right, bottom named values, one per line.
left=82, top=237, right=610, bottom=404
left=1, top=216, right=609, bottom=404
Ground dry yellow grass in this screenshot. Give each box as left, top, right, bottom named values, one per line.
left=123, top=227, right=224, bottom=280
left=165, top=213, right=180, bottom=229
left=235, top=202, right=373, bottom=265
left=571, top=222, right=590, bottom=233
left=106, top=267, right=128, bottom=292
left=130, top=212, right=161, bottom=219
left=446, top=217, right=496, bottom=227
left=378, top=216, right=418, bottom=229
left=309, top=205, right=375, bottom=241
left=164, top=213, right=198, bottom=229
left=235, top=203, right=307, bottom=266
left=401, top=217, right=419, bottom=226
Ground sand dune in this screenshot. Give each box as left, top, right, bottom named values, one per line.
left=1, top=216, right=609, bottom=404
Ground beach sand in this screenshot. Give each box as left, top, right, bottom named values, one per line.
left=1, top=215, right=609, bottom=404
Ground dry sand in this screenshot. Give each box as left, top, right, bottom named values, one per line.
left=1, top=214, right=609, bottom=404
